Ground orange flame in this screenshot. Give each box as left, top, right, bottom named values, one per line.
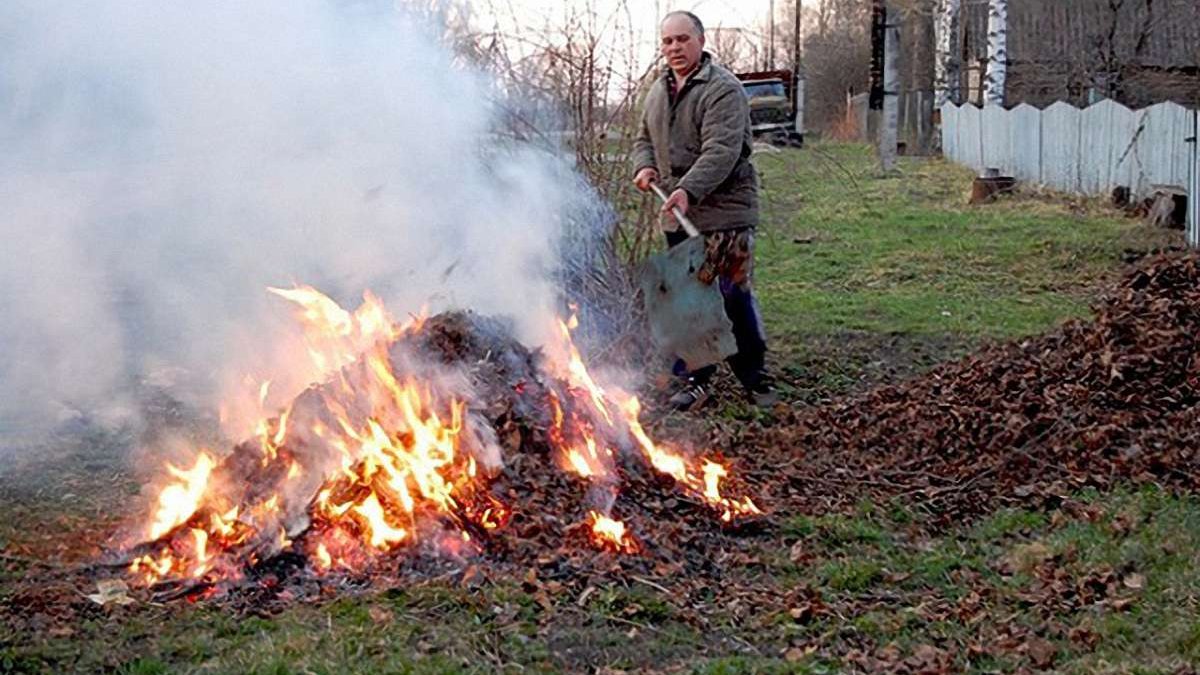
left=564, top=436, right=610, bottom=479
left=190, top=528, right=210, bottom=578
left=315, top=542, right=333, bottom=571
left=352, top=493, right=408, bottom=550
left=555, top=317, right=613, bottom=425
left=619, top=396, right=761, bottom=521
left=589, top=511, right=636, bottom=552
left=548, top=315, right=760, bottom=523
left=147, top=452, right=216, bottom=541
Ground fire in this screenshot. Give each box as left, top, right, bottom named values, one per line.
left=563, top=436, right=611, bottom=480
left=352, top=493, right=408, bottom=550
left=190, top=529, right=210, bottom=578
left=555, top=318, right=613, bottom=425
left=129, top=549, right=174, bottom=581
left=146, top=452, right=216, bottom=541
left=315, top=543, right=333, bottom=570
left=546, top=315, right=760, bottom=522
left=589, top=511, right=636, bottom=552
left=617, top=396, right=761, bottom=522
left=209, top=507, right=239, bottom=538
left=126, top=287, right=761, bottom=590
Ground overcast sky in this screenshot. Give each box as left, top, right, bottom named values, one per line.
left=480, top=0, right=769, bottom=29
left=471, top=0, right=776, bottom=66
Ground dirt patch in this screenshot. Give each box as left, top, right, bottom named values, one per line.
left=779, top=332, right=973, bottom=403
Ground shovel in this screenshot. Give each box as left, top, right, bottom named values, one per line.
left=638, top=183, right=737, bottom=371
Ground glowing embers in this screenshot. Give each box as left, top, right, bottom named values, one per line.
left=588, top=511, right=637, bottom=553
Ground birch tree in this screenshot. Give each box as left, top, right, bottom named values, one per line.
left=934, top=0, right=961, bottom=108
left=984, top=0, right=1008, bottom=106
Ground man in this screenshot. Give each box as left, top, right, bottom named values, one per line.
left=633, top=10, right=776, bottom=411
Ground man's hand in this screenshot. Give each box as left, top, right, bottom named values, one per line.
left=634, top=167, right=659, bottom=192
left=662, top=186, right=691, bottom=220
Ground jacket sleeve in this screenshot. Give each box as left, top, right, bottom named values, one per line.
left=632, top=107, right=656, bottom=177
left=676, top=83, right=747, bottom=203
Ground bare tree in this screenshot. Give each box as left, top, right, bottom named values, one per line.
left=437, top=0, right=673, bottom=358
left=1085, top=0, right=1177, bottom=104
left=466, top=0, right=661, bottom=245
left=802, top=0, right=872, bottom=134
left=707, top=26, right=763, bottom=73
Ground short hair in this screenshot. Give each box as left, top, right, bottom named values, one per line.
left=662, top=10, right=704, bottom=37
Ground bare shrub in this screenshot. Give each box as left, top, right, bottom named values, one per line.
left=431, top=0, right=667, bottom=360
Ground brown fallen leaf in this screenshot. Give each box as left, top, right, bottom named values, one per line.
left=368, top=606, right=393, bottom=624
left=1068, top=624, right=1099, bottom=648
left=576, top=586, right=597, bottom=607
left=1110, top=597, right=1136, bottom=611
left=788, top=604, right=814, bottom=623
left=789, top=541, right=808, bottom=564
left=783, top=647, right=810, bottom=662
left=1025, top=637, right=1057, bottom=669
left=1122, top=573, right=1146, bottom=590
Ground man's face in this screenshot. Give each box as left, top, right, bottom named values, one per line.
left=660, top=14, right=704, bottom=76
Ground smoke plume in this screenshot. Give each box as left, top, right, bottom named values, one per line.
left=0, top=1, right=599, bottom=442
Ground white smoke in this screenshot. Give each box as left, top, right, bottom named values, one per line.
left=0, top=0, right=597, bottom=440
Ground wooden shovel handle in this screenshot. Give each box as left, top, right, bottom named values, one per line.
left=650, top=183, right=702, bottom=238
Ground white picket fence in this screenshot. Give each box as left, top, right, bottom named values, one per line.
left=941, top=101, right=1199, bottom=243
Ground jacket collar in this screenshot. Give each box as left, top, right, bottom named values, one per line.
left=663, top=52, right=714, bottom=87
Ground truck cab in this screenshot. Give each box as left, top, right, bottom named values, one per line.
left=737, top=70, right=804, bottom=146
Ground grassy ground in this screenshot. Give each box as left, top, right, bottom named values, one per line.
left=751, top=143, right=1177, bottom=400
left=6, top=488, right=1198, bottom=673
left=2, top=143, right=1192, bottom=674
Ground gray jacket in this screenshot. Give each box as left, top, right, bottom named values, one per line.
left=633, top=53, right=759, bottom=232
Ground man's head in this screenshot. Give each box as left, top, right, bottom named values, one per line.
left=660, top=11, right=705, bottom=78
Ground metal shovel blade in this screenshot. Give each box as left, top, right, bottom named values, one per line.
left=638, top=236, right=737, bottom=371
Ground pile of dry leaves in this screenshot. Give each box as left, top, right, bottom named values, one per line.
left=747, top=251, right=1200, bottom=526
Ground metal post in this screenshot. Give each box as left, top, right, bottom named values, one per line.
left=1190, top=109, right=1199, bottom=248
left=768, top=0, right=776, bottom=70
left=793, top=0, right=804, bottom=137
left=880, top=4, right=900, bottom=172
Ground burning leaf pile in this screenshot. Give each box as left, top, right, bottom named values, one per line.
left=122, top=289, right=760, bottom=596
left=752, top=251, right=1200, bottom=525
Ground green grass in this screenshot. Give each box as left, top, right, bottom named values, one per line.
left=761, top=487, right=1200, bottom=673
left=752, top=143, right=1175, bottom=350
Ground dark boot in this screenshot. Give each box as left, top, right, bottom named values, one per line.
left=668, top=380, right=710, bottom=411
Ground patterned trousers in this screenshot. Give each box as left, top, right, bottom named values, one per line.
left=665, top=227, right=769, bottom=391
